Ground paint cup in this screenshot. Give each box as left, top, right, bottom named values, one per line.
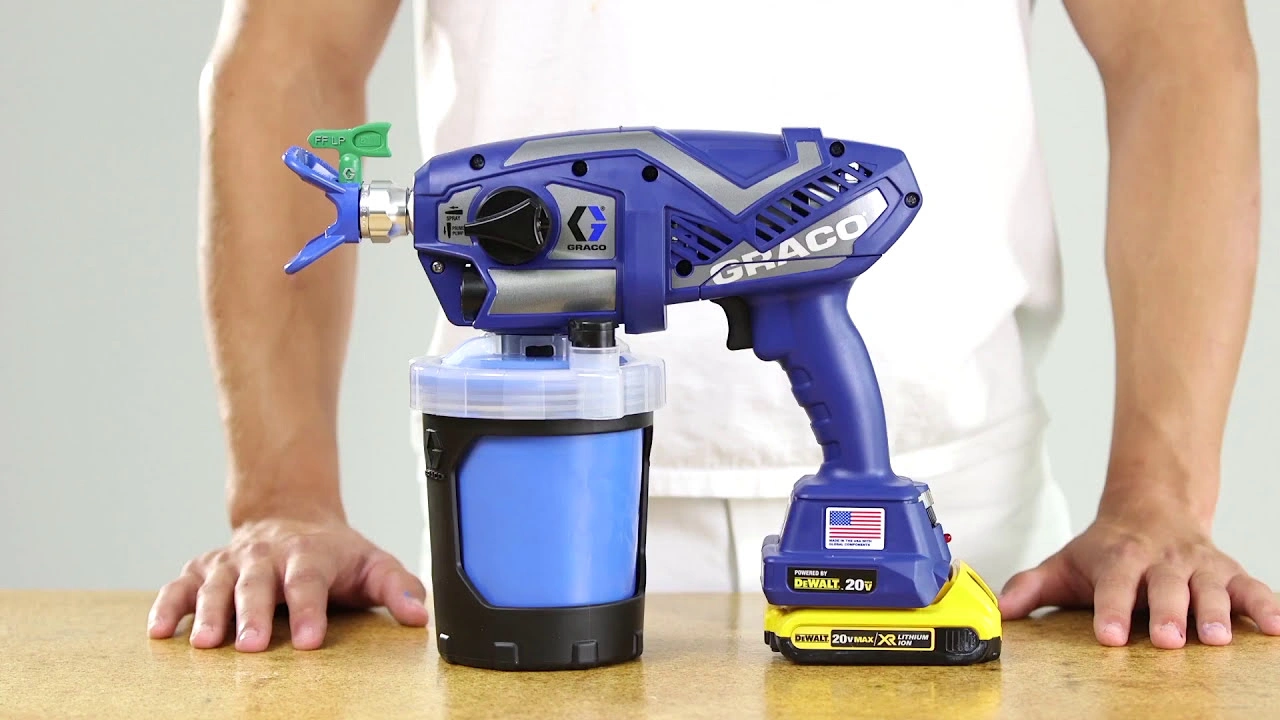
left=411, top=321, right=664, bottom=670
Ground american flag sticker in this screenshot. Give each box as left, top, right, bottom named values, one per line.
left=825, top=507, right=885, bottom=551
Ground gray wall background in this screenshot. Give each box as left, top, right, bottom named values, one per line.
left=1, top=1, right=1277, bottom=590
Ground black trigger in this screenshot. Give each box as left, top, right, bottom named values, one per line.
left=711, top=297, right=754, bottom=351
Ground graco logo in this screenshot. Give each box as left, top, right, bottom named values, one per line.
left=568, top=205, right=608, bottom=245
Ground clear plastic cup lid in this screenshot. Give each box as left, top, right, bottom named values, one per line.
left=410, top=333, right=666, bottom=421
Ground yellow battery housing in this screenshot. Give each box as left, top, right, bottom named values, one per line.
left=764, top=561, right=1002, bottom=665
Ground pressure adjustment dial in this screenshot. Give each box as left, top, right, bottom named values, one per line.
left=464, top=189, right=553, bottom=265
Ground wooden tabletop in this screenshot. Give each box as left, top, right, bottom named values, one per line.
left=1, top=591, right=1277, bottom=719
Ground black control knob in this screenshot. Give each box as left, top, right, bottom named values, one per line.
left=569, top=319, right=617, bottom=348
left=463, top=188, right=552, bottom=265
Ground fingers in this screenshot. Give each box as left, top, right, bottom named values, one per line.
left=1228, top=574, right=1280, bottom=636
left=191, top=557, right=237, bottom=649
left=1092, top=562, right=1143, bottom=647
left=996, top=569, right=1042, bottom=620
left=282, top=553, right=333, bottom=650
left=152, top=526, right=426, bottom=653
left=149, top=570, right=202, bottom=639
left=1145, top=565, right=1191, bottom=649
left=234, top=548, right=279, bottom=652
left=998, top=562, right=1075, bottom=620
left=363, top=552, right=430, bottom=627
left=1190, top=571, right=1232, bottom=646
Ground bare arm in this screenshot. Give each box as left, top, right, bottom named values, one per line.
left=1065, top=0, right=1261, bottom=528
left=199, top=0, right=399, bottom=525
left=150, top=0, right=430, bottom=653
left=1000, top=1, right=1278, bottom=650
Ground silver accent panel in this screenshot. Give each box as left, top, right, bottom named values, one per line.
left=671, top=189, right=889, bottom=289
left=359, top=182, right=412, bottom=243
left=487, top=269, right=616, bottom=314
left=505, top=131, right=822, bottom=215
left=546, top=184, right=616, bottom=260
left=436, top=186, right=481, bottom=245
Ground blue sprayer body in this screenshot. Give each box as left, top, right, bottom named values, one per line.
left=282, top=127, right=952, bottom=669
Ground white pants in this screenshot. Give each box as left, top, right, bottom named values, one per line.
left=415, top=428, right=1074, bottom=596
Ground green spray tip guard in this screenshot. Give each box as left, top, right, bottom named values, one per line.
left=307, top=121, right=392, bottom=183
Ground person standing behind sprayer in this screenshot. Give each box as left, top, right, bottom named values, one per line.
left=149, top=0, right=1277, bottom=656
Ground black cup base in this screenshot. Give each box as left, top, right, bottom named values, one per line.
left=436, top=594, right=646, bottom=671
left=422, top=412, right=653, bottom=672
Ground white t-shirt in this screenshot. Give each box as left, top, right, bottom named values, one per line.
left=411, top=0, right=1064, bottom=506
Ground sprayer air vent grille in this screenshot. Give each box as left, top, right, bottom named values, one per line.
left=754, top=162, right=872, bottom=243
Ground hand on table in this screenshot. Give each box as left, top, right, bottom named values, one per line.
left=997, top=503, right=1280, bottom=648
left=148, top=516, right=428, bottom=652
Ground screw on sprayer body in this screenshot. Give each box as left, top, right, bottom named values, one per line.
left=281, top=123, right=411, bottom=274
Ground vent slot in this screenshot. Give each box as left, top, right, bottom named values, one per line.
left=849, top=161, right=873, bottom=178
left=766, top=206, right=797, bottom=224
left=781, top=198, right=810, bottom=217
left=698, top=223, right=734, bottom=247
left=804, top=183, right=833, bottom=202
left=818, top=178, right=841, bottom=194
left=694, top=237, right=719, bottom=254
left=669, top=235, right=708, bottom=262
left=757, top=214, right=786, bottom=234
left=792, top=189, right=823, bottom=207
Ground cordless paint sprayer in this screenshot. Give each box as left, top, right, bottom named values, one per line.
left=280, top=123, right=1002, bottom=670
